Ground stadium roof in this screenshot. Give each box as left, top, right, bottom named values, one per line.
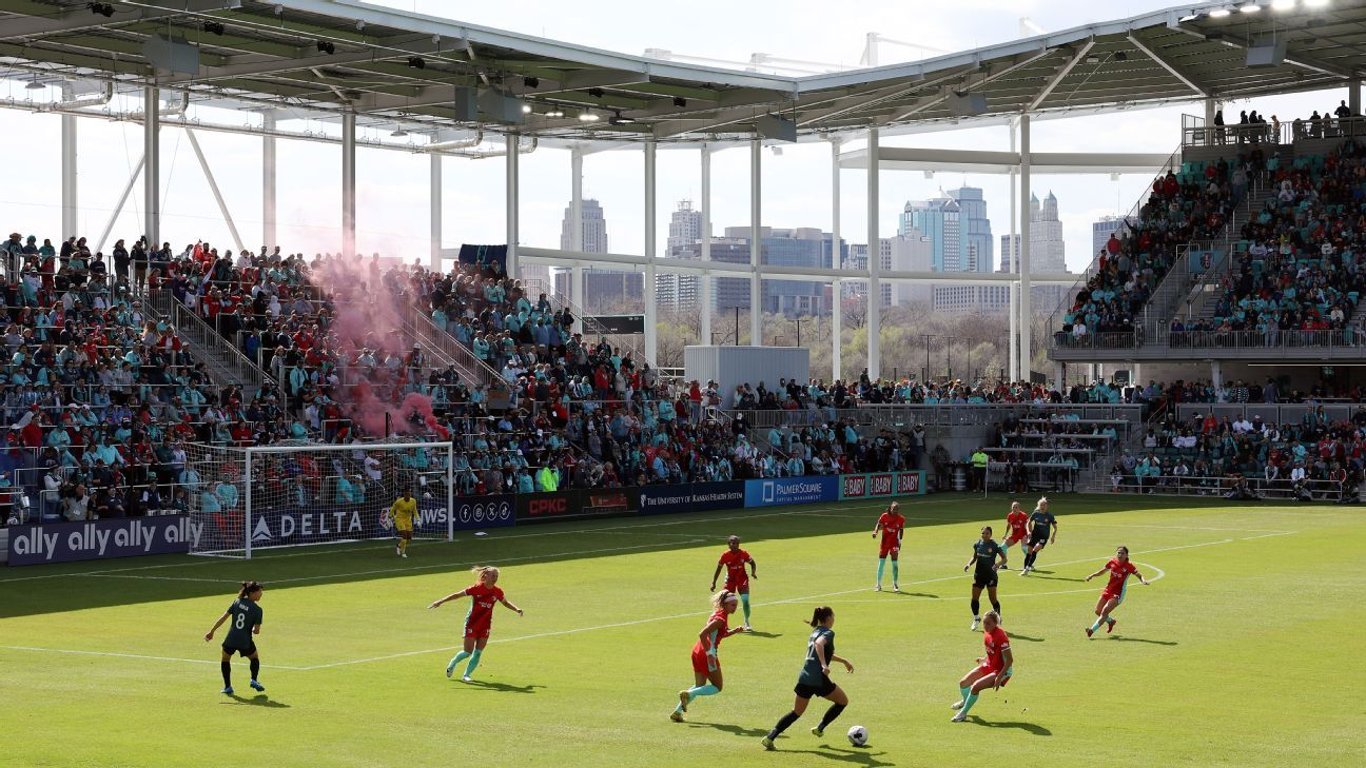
left=1, top=0, right=1362, bottom=145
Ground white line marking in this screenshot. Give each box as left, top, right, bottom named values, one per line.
left=0, top=645, right=308, bottom=670
left=81, top=574, right=230, bottom=583
left=1067, top=521, right=1296, bottom=534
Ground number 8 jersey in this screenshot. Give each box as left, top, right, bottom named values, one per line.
left=224, top=597, right=263, bottom=649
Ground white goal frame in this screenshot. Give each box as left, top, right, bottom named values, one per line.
left=188, top=441, right=456, bottom=559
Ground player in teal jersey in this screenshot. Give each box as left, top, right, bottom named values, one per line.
left=761, top=606, right=854, bottom=750
left=204, top=581, right=265, bottom=696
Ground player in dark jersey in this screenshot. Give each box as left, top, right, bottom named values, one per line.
left=761, top=606, right=854, bottom=751
left=963, top=526, right=1006, bottom=632
left=1084, top=545, right=1151, bottom=636
left=203, top=580, right=265, bottom=696
left=1020, top=497, right=1057, bottom=575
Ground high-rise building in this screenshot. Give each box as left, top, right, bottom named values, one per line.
left=900, top=197, right=961, bottom=272
left=656, top=200, right=705, bottom=313
left=998, top=191, right=1070, bottom=314
left=555, top=198, right=643, bottom=311
left=672, top=226, right=844, bottom=319
left=948, top=187, right=993, bottom=273
left=846, top=232, right=933, bottom=307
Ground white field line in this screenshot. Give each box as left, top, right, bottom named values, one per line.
left=0, top=499, right=951, bottom=585
left=834, top=560, right=1169, bottom=603
left=0, top=645, right=309, bottom=670
left=1066, top=521, right=1296, bottom=534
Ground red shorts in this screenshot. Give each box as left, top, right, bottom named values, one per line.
left=977, top=664, right=1012, bottom=686
left=879, top=541, right=900, bottom=558
left=1101, top=589, right=1124, bottom=604
left=464, top=622, right=491, bottom=641
left=725, top=578, right=749, bottom=594
left=691, top=647, right=718, bottom=676
left=1005, top=531, right=1026, bottom=546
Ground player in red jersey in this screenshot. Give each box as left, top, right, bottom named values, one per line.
left=951, top=611, right=1013, bottom=722
left=671, top=590, right=748, bottom=722
left=428, top=565, right=523, bottom=682
left=999, top=501, right=1029, bottom=569
left=872, top=502, right=906, bottom=591
left=1083, top=546, right=1151, bottom=636
left=711, top=535, right=757, bottom=629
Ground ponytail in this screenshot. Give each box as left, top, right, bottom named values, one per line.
left=808, top=606, right=834, bottom=627
left=238, top=580, right=263, bottom=598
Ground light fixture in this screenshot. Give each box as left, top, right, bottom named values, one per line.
left=523, top=76, right=539, bottom=89
left=316, top=40, right=335, bottom=54
left=521, top=103, right=533, bottom=114
left=1304, top=0, right=1329, bottom=7
left=390, top=125, right=408, bottom=137
left=545, top=106, right=564, bottom=118
left=1209, top=7, right=1233, bottom=16
left=578, top=111, right=600, bottom=122
left=1271, top=0, right=1296, bottom=9
left=1239, top=2, right=1262, bottom=12
left=25, top=78, right=44, bottom=90
left=87, top=2, right=114, bottom=17
left=203, top=21, right=225, bottom=36
left=407, top=56, right=425, bottom=69
left=1114, top=51, right=1127, bottom=61
left=607, top=110, right=634, bottom=125
left=673, top=96, right=687, bottom=108
left=770, top=146, right=783, bottom=156
left=1178, top=12, right=1200, bottom=20
left=587, top=87, right=605, bottom=98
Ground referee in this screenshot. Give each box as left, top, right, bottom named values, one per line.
left=390, top=490, right=418, bottom=558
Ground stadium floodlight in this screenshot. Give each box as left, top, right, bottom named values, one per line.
left=1303, top=0, right=1329, bottom=7
left=1239, top=2, right=1262, bottom=11
left=407, top=56, right=425, bottom=69
left=25, top=78, right=44, bottom=90
left=87, top=2, right=115, bottom=17
left=578, top=111, right=600, bottom=122
left=1271, top=0, right=1296, bottom=9
left=390, top=125, right=408, bottom=137
left=521, top=103, right=533, bottom=114
left=608, top=110, right=635, bottom=125
left=1208, top=7, right=1233, bottom=17
left=544, top=106, right=565, bottom=118
left=316, top=39, right=336, bottom=54
left=673, top=96, right=687, bottom=107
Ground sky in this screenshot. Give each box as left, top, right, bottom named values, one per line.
left=0, top=0, right=1353, bottom=274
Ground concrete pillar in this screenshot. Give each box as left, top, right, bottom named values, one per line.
left=866, top=127, right=881, bottom=381
left=700, top=145, right=713, bottom=345
left=429, top=153, right=442, bottom=270
left=61, top=87, right=77, bottom=240
left=505, top=134, right=520, bottom=278
left=1019, top=114, right=1032, bottom=379
left=1211, top=360, right=1223, bottom=390
left=143, top=86, right=160, bottom=250
left=1351, top=80, right=1362, bottom=116
left=644, top=140, right=658, bottom=365
left=1053, top=361, right=1065, bottom=391
left=749, top=138, right=762, bottom=346
left=830, top=138, right=842, bottom=382
left=263, top=111, right=277, bottom=250
left=341, top=110, right=356, bottom=256
left=570, top=146, right=584, bottom=312
left=1008, top=119, right=1019, bottom=381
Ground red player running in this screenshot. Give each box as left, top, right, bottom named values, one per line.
left=1084, top=546, right=1151, bottom=637
left=872, top=501, right=906, bottom=591
left=711, top=535, right=757, bottom=629
left=1000, top=501, right=1029, bottom=570
left=428, top=565, right=523, bottom=682
left=671, top=590, right=749, bottom=722
left=951, top=611, right=1013, bottom=722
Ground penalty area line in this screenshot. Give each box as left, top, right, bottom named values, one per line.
left=0, top=645, right=309, bottom=671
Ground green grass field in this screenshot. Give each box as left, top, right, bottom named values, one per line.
left=3, top=493, right=1362, bottom=768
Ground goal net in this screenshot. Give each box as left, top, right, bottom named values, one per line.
left=185, top=441, right=455, bottom=559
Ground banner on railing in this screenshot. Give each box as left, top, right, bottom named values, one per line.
left=457, top=244, right=508, bottom=270
left=515, top=487, right=640, bottom=523
left=640, top=481, right=745, bottom=515
left=583, top=315, right=645, bottom=335
left=838, top=471, right=927, bottom=501
left=8, top=516, right=200, bottom=566
left=744, top=476, right=839, bottom=508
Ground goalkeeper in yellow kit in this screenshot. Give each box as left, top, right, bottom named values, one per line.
left=391, top=491, right=418, bottom=558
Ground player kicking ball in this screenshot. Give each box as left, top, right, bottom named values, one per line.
left=1083, top=546, right=1150, bottom=637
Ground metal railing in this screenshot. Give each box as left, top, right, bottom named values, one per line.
left=147, top=290, right=273, bottom=396
left=1182, top=115, right=1366, bottom=149
left=1050, top=330, right=1139, bottom=350
left=1162, top=328, right=1361, bottom=350
left=1093, top=473, right=1358, bottom=502
left=729, top=404, right=1145, bottom=432
left=1173, top=402, right=1365, bottom=424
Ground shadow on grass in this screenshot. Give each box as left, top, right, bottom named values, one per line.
left=0, top=492, right=1237, bottom=618
left=223, top=694, right=290, bottom=708
left=457, top=679, right=544, bottom=693
left=1023, top=574, right=1084, bottom=582
left=784, top=745, right=897, bottom=766
left=741, top=630, right=784, bottom=639
left=1109, top=635, right=1178, bottom=646
left=888, top=590, right=940, bottom=599
left=1004, top=632, right=1044, bottom=643
left=686, top=721, right=770, bottom=738
left=967, top=717, right=1051, bottom=735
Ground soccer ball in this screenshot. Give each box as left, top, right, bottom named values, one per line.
left=846, top=725, right=868, bottom=747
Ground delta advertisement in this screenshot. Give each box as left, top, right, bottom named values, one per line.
left=639, top=481, right=746, bottom=516
left=838, top=471, right=927, bottom=501
left=8, top=516, right=200, bottom=566
left=516, top=487, right=641, bottom=523
left=743, top=476, right=840, bottom=508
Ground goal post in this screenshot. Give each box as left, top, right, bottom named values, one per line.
left=186, top=441, right=455, bottom=559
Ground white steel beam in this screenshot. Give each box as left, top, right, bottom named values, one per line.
left=1126, top=35, right=1207, bottom=98
left=1029, top=38, right=1094, bottom=111
left=505, top=133, right=520, bottom=279
left=96, top=154, right=145, bottom=254
left=644, top=140, right=658, bottom=366
left=262, top=111, right=277, bottom=249
left=866, top=126, right=881, bottom=381
left=700, top=145, right=712, bottom=345
left=61, top=97, right=77, bottom=239
left=143, top=86, right=160, bottom=253
left=881, top=49, right=1053, bottom=124
left=749, top=138, right=762, bottom=346
left=1019, top=113, right=1032, bottom=380
left=184, top=128, right=245, bottom=253
left=830, top=137, right=842, bottom=383
left=0, top=0, right=233, bottom=42
left=430, top=153, right=442, bottom=270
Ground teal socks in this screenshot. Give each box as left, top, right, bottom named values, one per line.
left=688, top=683, right=720, bottom=700
left=959, top=685, right=970, bottom=702
left=876, top=558, right=887, bottom=585
left=959, top=692, right=980, bottom=717
left=892, top=560, right=900, bottom=583
left=465, top=649, right=483, bottom=677
left=1090, top=616, right=1105, bottom=632
left=740, top=594, right=751, bottom=624
left=446, top=650, right=471, bottom=672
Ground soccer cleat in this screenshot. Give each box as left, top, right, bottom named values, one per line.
left=1106, top=619, right=1117, bottom=634
left=874, top=584, right=882, bottom=592
left=461, top=676, right=472, bottom=683
left=670, top=711, right=685, bottom=723
left=395, top=545, right=401, bottom=556
left=810, top=726, right=824, bottom=738
left=401, top=553, right=408, bottom=559
left=761, top=737, right=775, bottom=750
left=221, top=686, right=233, bottom=696
left=893, top=583, right=900, bottom=593
left=743, top=622, right=752, bottom=631
left=1086, top=627, right=1095, bottom=638
left=445, top=662, right=456, bottom=678
left=249, top=680, right=265, bottom=692
left=969, top=617, right=980, bottom=631
left=951, top=699, right=965, bottom=710
left=678, top=690, right=690, bottom=713
left=951, top=711, right=968, bottom=723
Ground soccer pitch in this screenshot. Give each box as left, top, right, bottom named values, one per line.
left=2, top=494, right=1360, bottom=768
